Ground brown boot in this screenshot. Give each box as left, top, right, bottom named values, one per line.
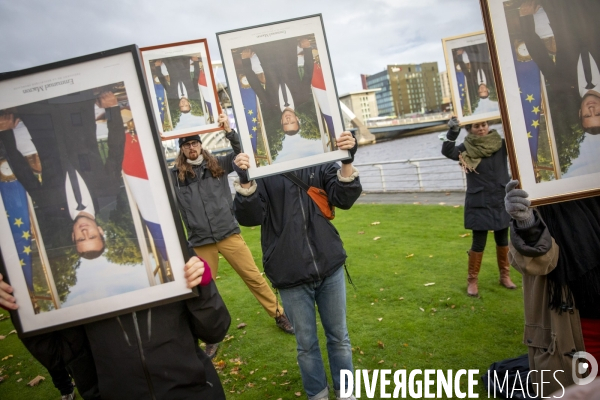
left=497, top=246, right=517, bottom=289
left=467, top=250, right=483, bottom=296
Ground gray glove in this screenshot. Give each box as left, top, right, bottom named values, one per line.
left=448, top=117, right=461, bottom=133
left=505, top=180, right=535, bottom=228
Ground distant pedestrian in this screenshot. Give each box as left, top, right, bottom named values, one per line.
left=441, top=117, right=516, bottom=296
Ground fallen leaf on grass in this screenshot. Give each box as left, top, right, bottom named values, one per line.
left=280, top=381, right=290, bottom=385
left=377, top=318, right=383, bottom=322
left=223, top=334, right=235, bottom=342
left=0, top=336, right=5, bottom=340
left=453, top=205, right=460, bottom=208
left=8, top=330, right=15, bottom=335
left=380, top=288, right=384, bottom=291
left=451, top=305, right=456, bottom=309
left=371, top=221, right=380, bottom=225
left=17, top=378, right=22, bottom=383
left=459, top=233, right=471, bottom=238
left=237, top=323, right=247, bottom=329
left=378, top=341, right=385, bottom=349
left=357, top=231, right=365, bottom=234
left=403, top=343, right=409, bottom=347
left=373, top=237, right=381, bottom=241
left=296, top=392, right=302, bottom=397
left=419, top=307, right=425, bottom=312
left=214, top=360, right=227, bottom=370
left=431, top=308, right=437, bottom=312
left=378, top=360, right=385, bottom=364
left=247, top=383, right=255, bottom=388
left=429, top=255, right=433, bottom=258
left=471, top=306, right=475, bottom=311
left=413, top=202, right=421, bottom=205
left=398, top=297, right=404, bottom=300
left=1, top=355, right=13, bottom=361
left=406, top=254, right=414, bottom=258
left=27, top=376, right=45, bottom=386
left=424, top=282, right=435, bottom=287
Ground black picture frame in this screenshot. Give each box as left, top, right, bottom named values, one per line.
left=0, top=45, right=193, bottom=337
left=216, top=14, right=349, bottom=179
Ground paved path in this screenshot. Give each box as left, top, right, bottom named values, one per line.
left=355, top=191, right=465, bottom=206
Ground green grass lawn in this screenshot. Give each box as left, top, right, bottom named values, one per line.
left=0, top=204, right=526, bottom=399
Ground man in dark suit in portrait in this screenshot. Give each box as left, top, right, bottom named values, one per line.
left=154, top=56, right=202, bottom=114
left=455, top=43, right=494, bottom=101
left=519, top=0, right=600, bottom=133
left=0, top=89, right=125, bottom=259
left=240, top=37, right=315, bottom=135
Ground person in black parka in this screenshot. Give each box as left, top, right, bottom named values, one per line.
left=441, top=118, right=516, bottom=296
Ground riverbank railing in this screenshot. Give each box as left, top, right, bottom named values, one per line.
left=227, top=156, right=467, bottom=194
left=365, top=112, right=452, bottom=128
left=354, top=157, right=466, bottom=192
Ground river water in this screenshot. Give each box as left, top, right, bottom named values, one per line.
left=352, top=123, right=505, bottom=192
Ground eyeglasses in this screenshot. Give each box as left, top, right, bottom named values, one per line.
left=182, top=141, right=200, bottom=149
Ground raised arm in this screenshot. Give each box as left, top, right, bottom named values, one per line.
left=441, top=117, right=463, bottom=161
left=231, top=153, right=267, bottom=226
left=184, top=257, right=231, bottom=344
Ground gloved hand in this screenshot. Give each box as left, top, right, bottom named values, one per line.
left=233, top=154, right=250, bottom=184
left=448, top=116, right=461, bottom=133
left=505, top=180, right=535, bottom=227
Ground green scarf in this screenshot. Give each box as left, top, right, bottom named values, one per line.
left=460, top=130, right=502, bottom=173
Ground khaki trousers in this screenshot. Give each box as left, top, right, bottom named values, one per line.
left=194, top=234, right=282, bottom=318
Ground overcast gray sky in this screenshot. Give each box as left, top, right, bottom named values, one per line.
left=0, top=0, right=484, bottom=94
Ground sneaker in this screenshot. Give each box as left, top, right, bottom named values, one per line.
left=61, top=392, right=76, bottom=400
left=205, top=342, right=220, bottom=360
left=275, top=314, right=294, bottom=334
left=337, top=396, right=356, bottom=400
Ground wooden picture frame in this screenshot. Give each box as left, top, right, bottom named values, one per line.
left=0, top=45, right=193, bottom=336
left=442, top=31, right=502, bottom=125
left=141, top=39, right=222, bottom=140
left=481, top=0, right=600, bottom=205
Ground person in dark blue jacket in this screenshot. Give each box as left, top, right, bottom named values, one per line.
left=232, top=131, right=361, bottom=400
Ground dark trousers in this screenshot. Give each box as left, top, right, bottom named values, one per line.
left=471, top=227, right=509, bottom=252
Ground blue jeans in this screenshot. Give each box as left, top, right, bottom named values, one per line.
left=279, top=267, right=353, bottom=399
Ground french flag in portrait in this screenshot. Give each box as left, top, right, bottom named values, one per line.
left=198, top=69, right=214, bottom=123
left=121, top=132, right=168, bottom=261
left=311, top=63, right=336, bottom=143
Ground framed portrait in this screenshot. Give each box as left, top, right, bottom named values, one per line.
left=140, top=39, right=222, bottom=140
left=217, top=14, right=349, bottom=179
left=0, top=45, right=193, bottom=336
left=481, top=0, right=600, bottom=204
left=442, top=31, right=502, bottom=125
